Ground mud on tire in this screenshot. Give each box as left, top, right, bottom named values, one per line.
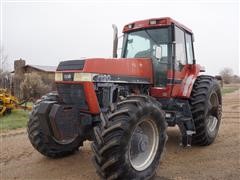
left=92, top=95, right=167, bottom=180
left=190, top=75, right=222, bottom=146
left=27, top=93, right=83, bottom=158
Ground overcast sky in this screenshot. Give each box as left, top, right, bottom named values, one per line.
left=0, top=0, right=239, bottom=75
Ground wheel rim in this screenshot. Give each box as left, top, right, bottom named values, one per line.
left=206, top=92, right=219, bottom=134
left=206, top=116, right=218, bottom=133
left=129, top=118, right=159, bottom=171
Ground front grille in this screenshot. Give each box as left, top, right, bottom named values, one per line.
left=57, top=84, right=88, bottom=110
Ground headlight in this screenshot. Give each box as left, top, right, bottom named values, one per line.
left=55, top=72, right=63, bottom=81
left=55, top=72, right=97, bottom=82
left=74, top=73, right=96, bottom=82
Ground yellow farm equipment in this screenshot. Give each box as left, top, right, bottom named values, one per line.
left=0, top=89, right=31, bottom=116
left=0, top=89, right=18, bottom=115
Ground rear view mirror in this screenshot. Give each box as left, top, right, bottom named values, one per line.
left=155, top=46, right=162, bottom=59
left=128, top=39, right=133, bottom=44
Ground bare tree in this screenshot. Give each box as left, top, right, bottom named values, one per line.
left=0, top=47, right=11, bottom=89
left=232, top=75, right=240, bottom=83
left=219, top=68, right=233, bottom=84
left=0, top=47, right=9, bottom=70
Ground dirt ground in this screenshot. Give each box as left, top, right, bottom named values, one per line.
left=0, top=90, right=239, bottom=180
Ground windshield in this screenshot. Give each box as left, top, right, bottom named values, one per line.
left=122, top=28, right=171, bottom=59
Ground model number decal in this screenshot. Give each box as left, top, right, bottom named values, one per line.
left=63, top=73, right=74, bottom=81
left=95, top=75, right=112, bottom=82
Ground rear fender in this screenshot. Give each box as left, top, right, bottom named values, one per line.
left=150, top=64, right=201, bottom=98
left=171, top=64, right=202, bottom=98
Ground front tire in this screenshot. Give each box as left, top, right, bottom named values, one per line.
left=92, top=95, right=167, bottom=180
left=27, top=93, right=83, bottom=158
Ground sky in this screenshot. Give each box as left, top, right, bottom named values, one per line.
left=0, top=0, right=239, bottom=75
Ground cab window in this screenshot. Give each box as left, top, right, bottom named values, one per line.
left=185, top=33, right=194, bottom=64
left=175, top=27, right=186, bottom=71
left=125, top=33, right=150, bottom=58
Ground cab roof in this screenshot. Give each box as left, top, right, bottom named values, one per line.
left=123, top=17, right=193, bottom=34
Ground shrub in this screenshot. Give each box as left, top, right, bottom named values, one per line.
left=20, top=73, right=50, bottom=100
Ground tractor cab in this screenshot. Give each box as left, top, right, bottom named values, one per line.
left=116, top=17, right=199, bottom=98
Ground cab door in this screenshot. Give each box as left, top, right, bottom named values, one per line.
left=171, top=26, right=197, bottom=98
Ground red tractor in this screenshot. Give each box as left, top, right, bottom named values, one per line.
left=27, top=17, right=222, bottom=180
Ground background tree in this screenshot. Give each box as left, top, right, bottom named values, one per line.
left=219, top=68, right=233, bottom=84
left=231, top=75, right=240, bottom=83
left=20, top=73, right=50, bottom=100
left=0, top=47, right=11, bottom=89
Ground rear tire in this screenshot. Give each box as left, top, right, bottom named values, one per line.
left=92, top=95, right=167, bottom=180
left=27, top=93, right=83, bottom=158
left=190, top=75, right=222, bottom=145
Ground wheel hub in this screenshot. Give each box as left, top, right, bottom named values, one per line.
left=139, top=137, right=148, bottom=152
left=132, top=132, right=149, bottom=153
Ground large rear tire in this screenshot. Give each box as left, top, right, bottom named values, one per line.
left=190, top=75, right=222, bottom=146
left=92, top=95, right=167, bottom=180
left=27, top=93, right=83, bottom=158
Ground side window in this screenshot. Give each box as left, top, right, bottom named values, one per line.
left=185, top=33, right=194, bottom=64
left=175, top=27, right=186, bottom=71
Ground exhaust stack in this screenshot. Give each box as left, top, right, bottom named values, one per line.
left=112, top=24, right=118, bottom=58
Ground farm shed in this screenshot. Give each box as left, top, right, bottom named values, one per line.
left=12, top=59, right=57, bottom=99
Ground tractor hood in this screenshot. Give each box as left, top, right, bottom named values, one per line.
left=56, top=58, right=153, bottom=84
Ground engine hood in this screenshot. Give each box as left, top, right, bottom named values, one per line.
left=56, top=58, right=153, bottom=84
